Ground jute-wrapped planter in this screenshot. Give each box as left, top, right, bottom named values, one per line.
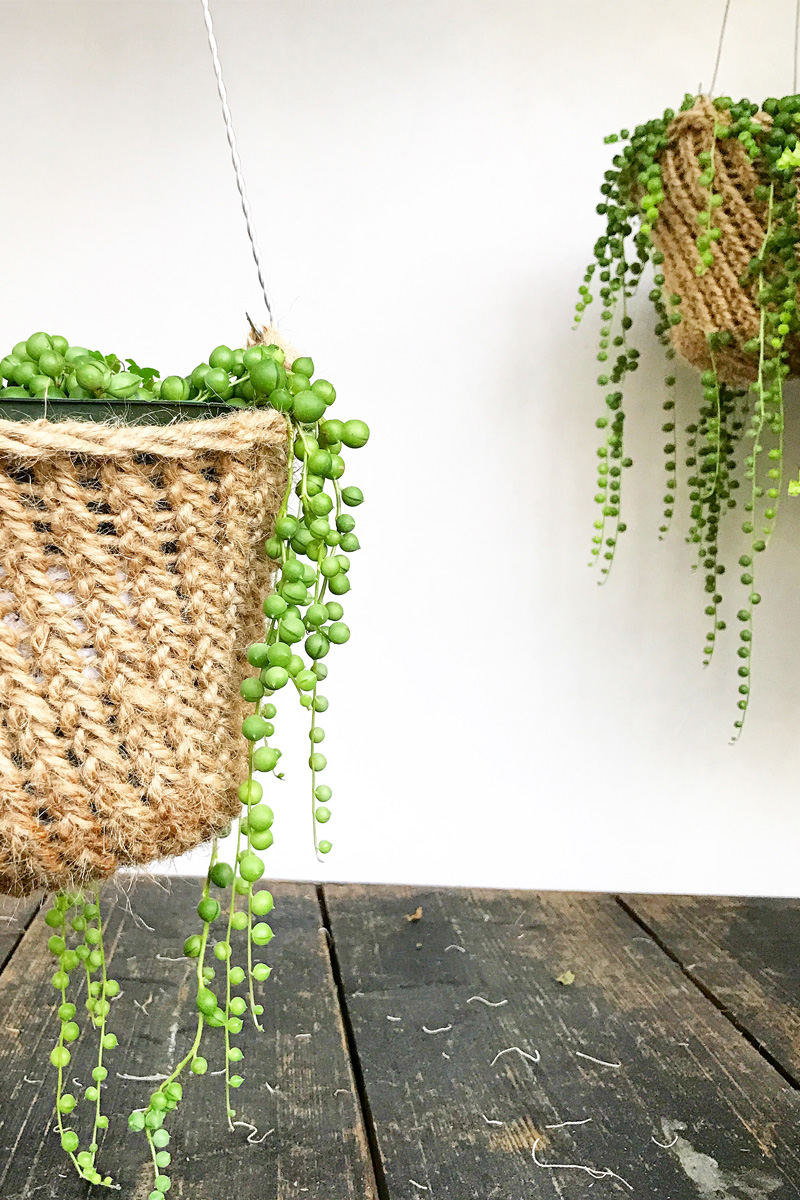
left=0, top=410, right=287, bottom=895
left=652, top=97, right=786, bottom=384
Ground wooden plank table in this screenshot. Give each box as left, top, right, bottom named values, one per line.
left=0, top=882, right=798, bottom=1198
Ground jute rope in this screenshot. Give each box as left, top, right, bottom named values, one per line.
left=651, top=97, right=787, bottom=384
left=0, top=407, right=288, bottom=895
left=0, top=409, right=287, bottom=458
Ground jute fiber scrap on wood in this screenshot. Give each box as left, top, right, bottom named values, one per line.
left=0, top=409, right=288, bottom=896
left=652, top=97, right=794, bottom=383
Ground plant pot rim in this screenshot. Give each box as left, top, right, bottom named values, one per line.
left=0, top=407, right=288, bottom=461
left=0, top=396, right=233, bottom=425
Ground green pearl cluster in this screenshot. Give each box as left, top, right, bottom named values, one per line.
left=33, top=334, right=368, bottom=1193
left=130, top=339, right=367, bottom=1194
left=0, top=333, right=162, bottom=401
left=577, top=93, right=800, bottom=734
left=46, top=890, right=118, bottom=1188
left=127, top=856, right=276, bottom=1199
left=236, top=340, right=368, bottom=862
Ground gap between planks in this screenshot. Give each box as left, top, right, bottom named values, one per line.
left=4, top=889, right=796, bottom=1110
left=317, top=884, right=391, bottom=1200
left=614, top=893, right=800, bottom=1094
left=0, top=894, right=42, bottom=977
left=5, top=887, right=797, bottom=1194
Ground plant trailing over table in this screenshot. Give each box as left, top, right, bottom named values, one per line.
left=0, top=328, right=368, bottom=1194
left=576, top=91, right=800, bottom=736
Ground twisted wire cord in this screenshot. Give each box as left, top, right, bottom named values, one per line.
left=200, top=0, right=274, bottom=323
left=708, top=0, right=732, bottom=96
left=709, top=1, right=800, bottom=106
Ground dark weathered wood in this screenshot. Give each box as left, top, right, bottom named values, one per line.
left=324, top=884, right=800, bottom=1198
left=0, top=893, right=40, bottom=973
left=0, top=878, right=376, bottom=1200
left=621, top=893, right=800, bottom=1084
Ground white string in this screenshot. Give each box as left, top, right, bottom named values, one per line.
left=489, top=1045, right=540, bottom=1067
left=709, top=0, right=800, bottom=97
left=199, top=0, right=274, bottom=323
left=708, top=0, right=732, bottom=96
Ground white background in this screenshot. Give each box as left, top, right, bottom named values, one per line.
left=1, top=0, right=798, bottom=895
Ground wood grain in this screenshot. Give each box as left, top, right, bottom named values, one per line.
left=622, top=893, right=800, bottom=1084
left=324, top=884, right=800, bottom=1199
left=0, top=878, right=376, bottom=1200
left=0, top=893, right=39, bottom=972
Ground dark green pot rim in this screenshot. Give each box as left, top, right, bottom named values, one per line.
left=0, top=397, right=232, bottom=426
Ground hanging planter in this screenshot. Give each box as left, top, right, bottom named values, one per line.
left=642, top=96, right=784, bottom=383
left=0, top=388, right=285, bottom=896
left=575, top=90, right=800, bottom=734
left=0, top=2, right=373, bottom=1192
left=0, top=326, right=369, bottom=1192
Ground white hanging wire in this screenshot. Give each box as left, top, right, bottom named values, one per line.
left=709, top=0, right=800, bottom=97
left=708, top=0, right=732, bottom=96
left=199, top=0, right=274, bottom=324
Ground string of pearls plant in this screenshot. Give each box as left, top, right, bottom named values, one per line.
left=0, top=330, right=368, bottom=1193
left=575, top=92, right=800, bottom=737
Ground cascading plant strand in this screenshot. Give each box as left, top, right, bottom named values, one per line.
left=12, top=328, right=369, bottom=1195
left=575, top=92, right=800, bottom=735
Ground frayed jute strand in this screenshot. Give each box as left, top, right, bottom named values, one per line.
left=575, top=1050, right=622, bottom=1069
left=532, top=1137, right=634, bottom=1191
left=0, top=407, right=287, bottom=895
left=247, top=322, right=299, bottom=364
left=652, top=1133, right=679, bottom=1149
left=490, top=1046, right=540, bottom=1067
left=231, top=1120, right=274, bottom=1145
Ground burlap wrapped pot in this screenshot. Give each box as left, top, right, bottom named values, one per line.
left=0, top=408, right=287, bottom=895
left=652, top=97, right=785, bottom=385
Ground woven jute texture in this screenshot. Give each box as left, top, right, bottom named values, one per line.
left=653, top=97, right=776, bottom=384
left=0, top=409, right=287, bottom=896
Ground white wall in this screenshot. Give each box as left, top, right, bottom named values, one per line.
left=2, top=0, right=799, bottom=895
